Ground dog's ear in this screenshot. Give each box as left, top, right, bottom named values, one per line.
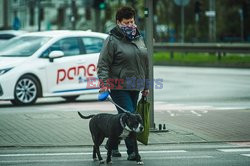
left=121, top=113, right=129, bottom=125
left=135, top=113, right=143, bottom=123
left=123, top=112, right=129, bottom=118
left=125, top=112, right=132, bottom=117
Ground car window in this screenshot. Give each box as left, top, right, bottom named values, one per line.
left=0, top=34, right=15, bottom=40
left=41, top=37, right=80, bottom=58
left=81, top=37, right=104, bottom=54
left=0, top=36, right=51, bottom=57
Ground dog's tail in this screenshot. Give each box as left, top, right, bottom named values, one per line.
left=78, top=112, right=95, bottom=119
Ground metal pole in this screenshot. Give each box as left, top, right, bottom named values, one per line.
left=37, top=0, right=41, bottom=31
left=239, top=8, right=244, bottom=42
left=3, top=0, right=8, bottom=29
left=181, top=4, right=185, bottom=43
left=195, top=13, right=199, bottom=41
left=145, top=0, right=154, bottom=129
left=71, top=0, right=76, bottom=30
left=94, top=9, right=100, bottom=32
left=209, top=0, right=216, bottom=42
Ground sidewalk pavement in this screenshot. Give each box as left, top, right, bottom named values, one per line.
left=0, top=108, right=249, bottom=147
left=0, top=110, right=205, bottom=147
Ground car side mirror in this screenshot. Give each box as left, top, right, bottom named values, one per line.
left=48, top=51, right=64, bottom=62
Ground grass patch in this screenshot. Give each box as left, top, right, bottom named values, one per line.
left=153, top=52, right=250, bottom=67
left=221, top=54, right=250, bottom=63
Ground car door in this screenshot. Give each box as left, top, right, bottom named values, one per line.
left=42, top=37, right=85, bottom=96
left=42, top=36, right=104, bottom=96
left=80, top=36, right=105, bottom=91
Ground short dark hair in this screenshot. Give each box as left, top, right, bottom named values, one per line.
left=116, top=6, right=135, bottom=22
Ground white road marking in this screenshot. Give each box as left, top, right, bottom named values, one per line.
left=201, top=110, right=208, bottom=113
left=139, top=150, right=187, bottom=154
left=0, top=155, right=214, bottom=164
left=241, top=154, right=250, bottom=157
left=153, top=102, right=215, bottom=112
left=0, top=159, right=91, bottom=164
left=153, top=102, right=211, bottom=117
left=0, top=150, right=187, bottom=157
left=218, top=148, right=250, bottom=152
left=190, top=110, right=202, bottom=116
left=143, top=155, right=214, bottom=160
left=167, top=110, right=175, bottom=116
left=0, top=152, right=91, bottom=157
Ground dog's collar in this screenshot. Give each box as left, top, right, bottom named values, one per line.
left=125, top=125, right=132, bottom=132
left=120, top=116, right=125, bottom=128
left=120, top=116, right=132, bottom=132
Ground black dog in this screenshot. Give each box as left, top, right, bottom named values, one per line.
left=77, top=111, right=144, bottom=164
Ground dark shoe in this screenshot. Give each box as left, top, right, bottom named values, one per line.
left=104, top=144, right=122, bottom=157
left=112, top=150, right=122, bottom=157
left=127, top=152, right=136, bottom=161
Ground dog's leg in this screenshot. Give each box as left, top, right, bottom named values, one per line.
left=131, top=133, right=143, bottom=165
left=95, top=145, right=104, bottom=164
left=106, top=146, right=112, bottom=164
left=92, top=145, right=98, bottom=161
left=106, top=137, right=115, bottom=164
left=92, top=132, right=105, bottom=164
left=95, top=135, right=105, bottom=164
left=91, top=133, right=98, bottom=162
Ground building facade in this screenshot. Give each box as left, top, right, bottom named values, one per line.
left=0, top=0, right=97, bottom=32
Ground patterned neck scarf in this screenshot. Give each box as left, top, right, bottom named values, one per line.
left=118, top=24, right=137, bottom=40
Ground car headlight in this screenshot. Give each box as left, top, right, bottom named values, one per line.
left=0, top=68, right=13, bottom=76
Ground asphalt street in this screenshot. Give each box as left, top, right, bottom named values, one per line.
left=1, top=143, right=250, bottom=166
left=154, top=66, right=250, bottom=109
left=1, top=66, right=250, bottom=109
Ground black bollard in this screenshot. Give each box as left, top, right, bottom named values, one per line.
left=159, top=124, right=162, bottom=130
left=163, top=124, right=166, bottom=130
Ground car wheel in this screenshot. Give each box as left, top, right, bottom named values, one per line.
left=11, top=75, right=40, bottom=105
left=62, top=95, right=79, bottom=102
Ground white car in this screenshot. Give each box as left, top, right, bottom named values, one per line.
left=0, top=30, right=108, bottom=105
left=0, top=30, right=27, bottom=48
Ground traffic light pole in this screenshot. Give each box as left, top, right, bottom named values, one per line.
left=3, top=0, right=9, bottom=29
left=94, top=9, right=101, bottom=32
left=194, top=1, right=201, bottom=41
left=144, top=0, right=155, bottom=129
left=71, top=0, right=76, bottom=30
left=37, top=0, right=41, bottom=31
left=209, top=0, right=216, bottom=42
left=181, top=4, right=185, bottom=43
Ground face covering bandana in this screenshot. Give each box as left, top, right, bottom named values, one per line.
left=119, top=24, right=137, bottom=40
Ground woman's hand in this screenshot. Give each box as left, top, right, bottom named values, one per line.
left=141, top=89, right=149, bottom=96
left=99, top=87, right=108, bottom=93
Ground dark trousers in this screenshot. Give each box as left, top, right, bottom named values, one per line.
left=110, top=90, right=140, bottom=155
